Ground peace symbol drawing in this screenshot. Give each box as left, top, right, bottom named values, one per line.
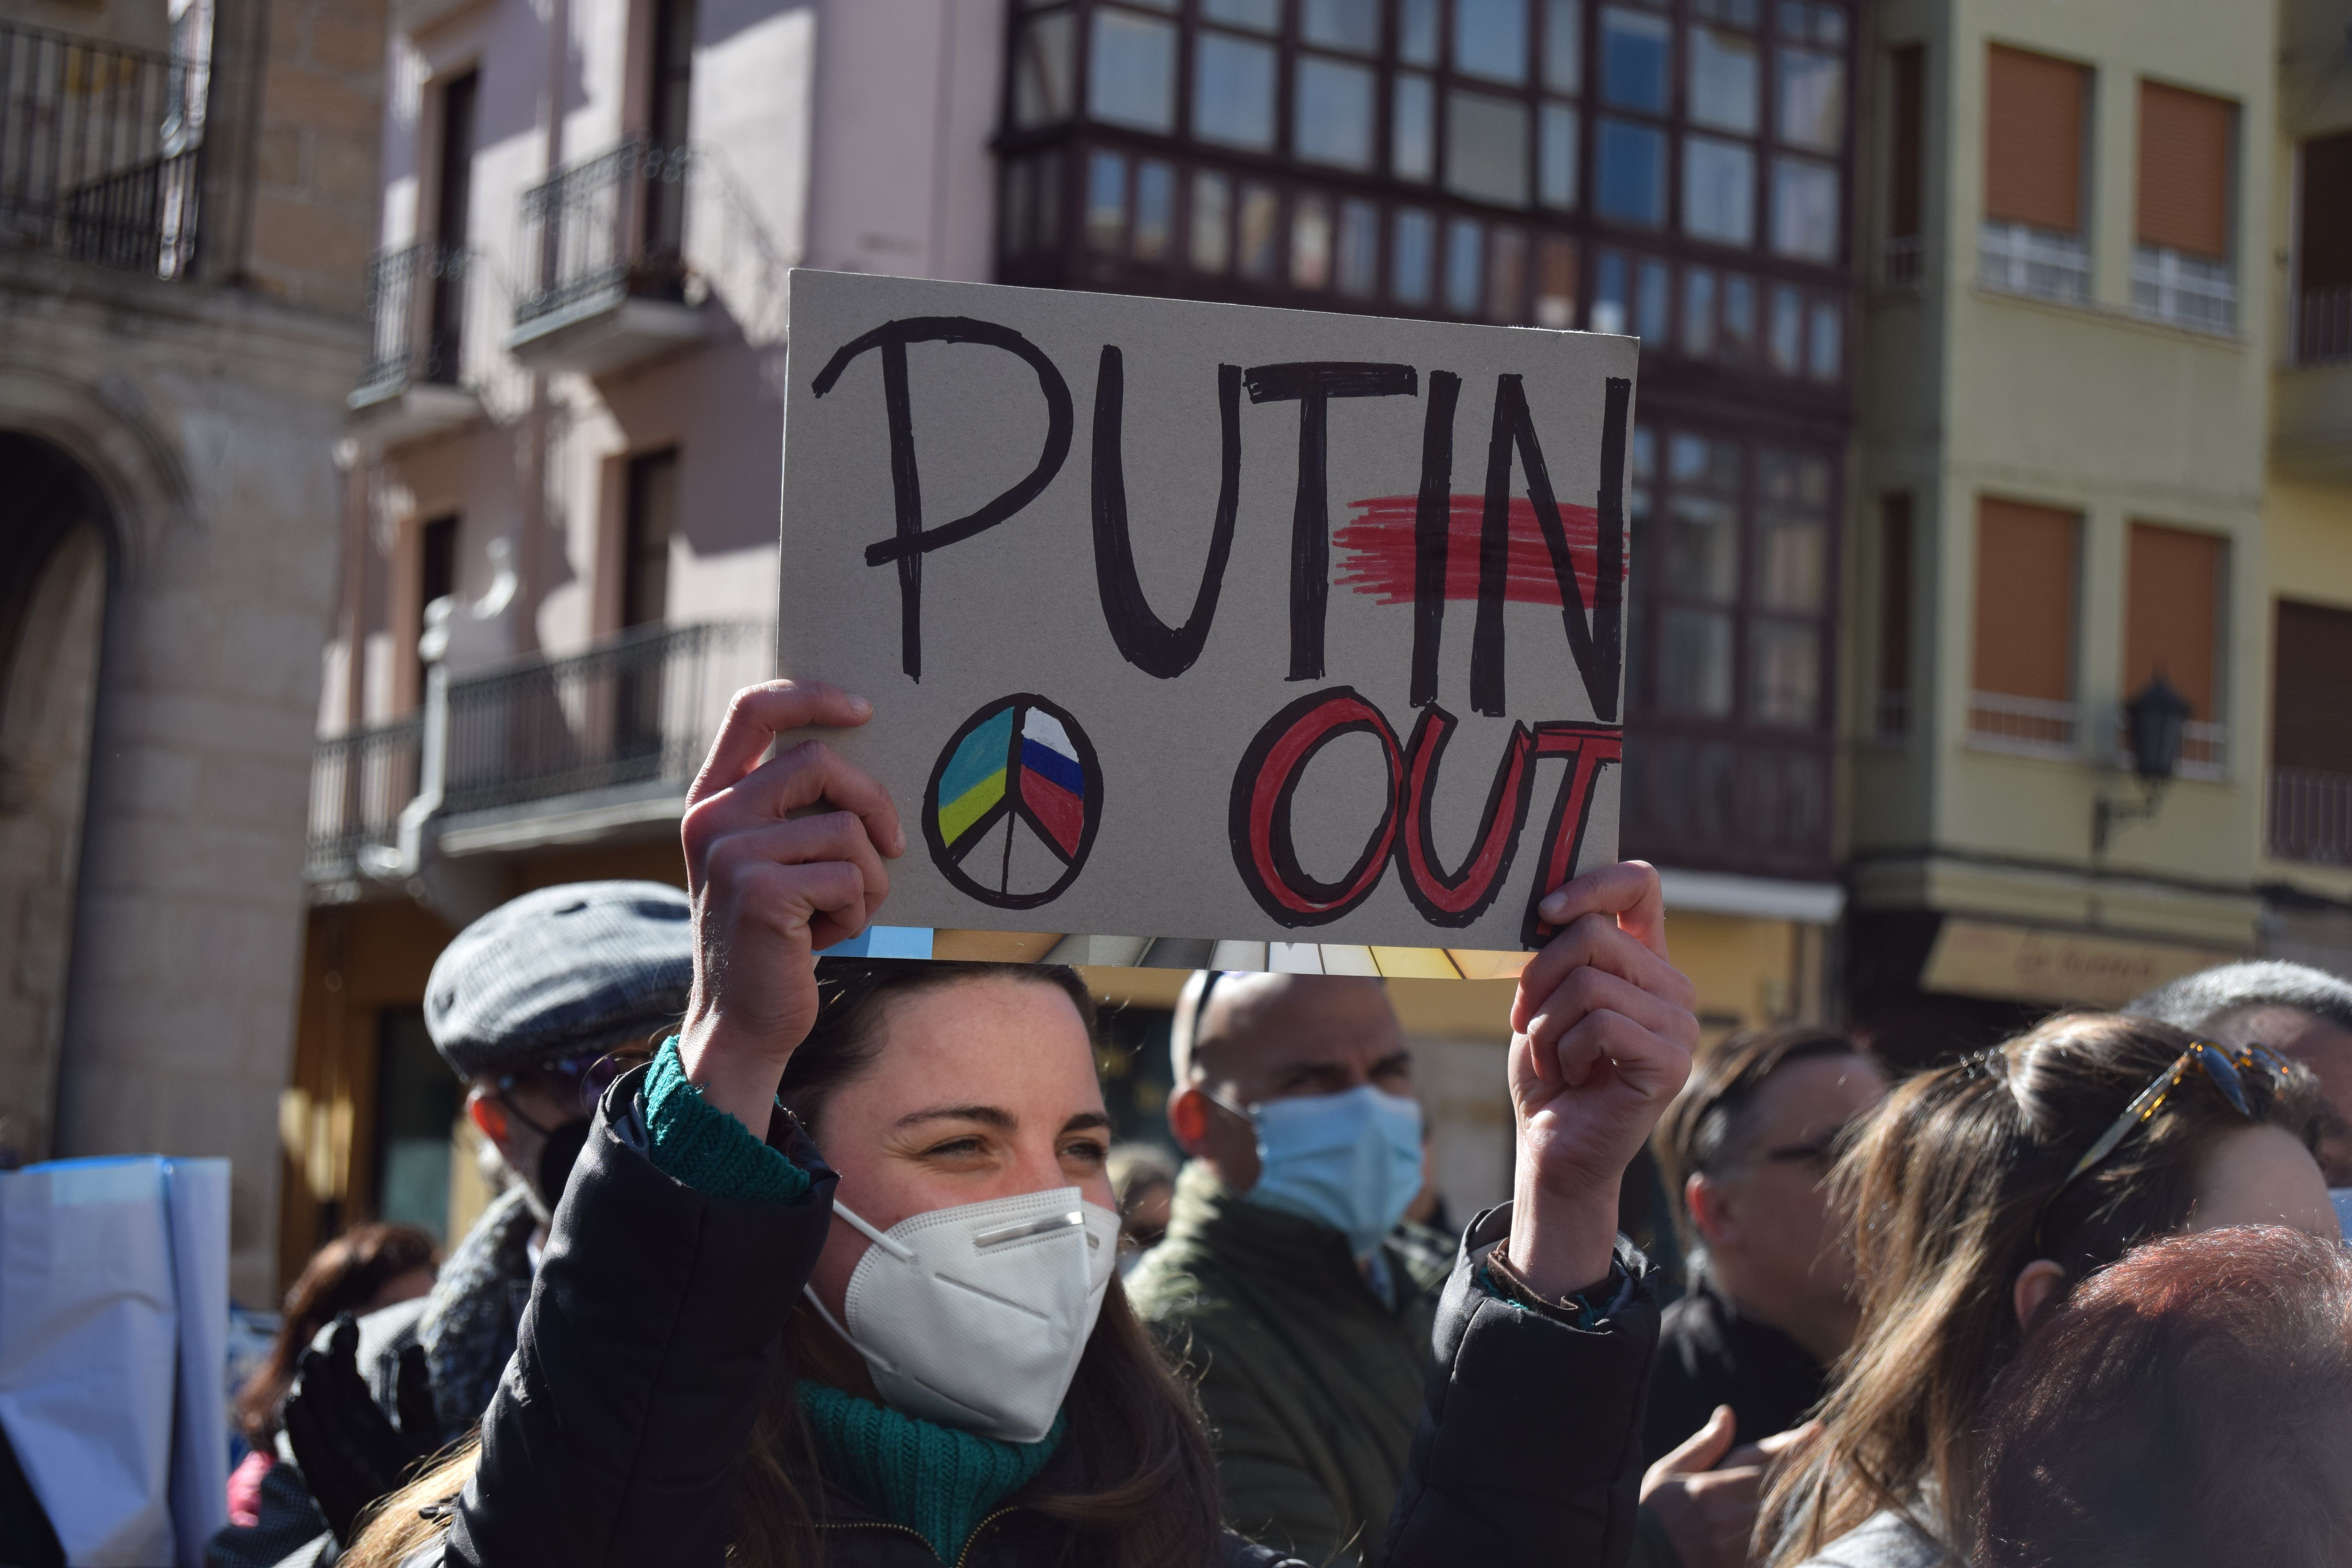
left=922, top=695, right=1105, bottom=909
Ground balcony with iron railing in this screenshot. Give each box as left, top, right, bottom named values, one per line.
left=507, top=136, right=703, bottom=376
left=0, top=20, right=205, bottom=279
left=2277, top=283, right=2352, bottom=480
left=1978, top=221, right=2090, bottom=307
left=349, top=237, right=481, bottom=444
left=2269, top=766, right=2352, bottom=869
left=307, top=619, right=773, bottom=884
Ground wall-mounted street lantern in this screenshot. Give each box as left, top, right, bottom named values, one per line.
left=2093, top=674, right=2193, bottom=854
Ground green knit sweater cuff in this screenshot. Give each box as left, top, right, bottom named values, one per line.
left=644, top=1036, right=811, bottom=1203
left=797, top=1381, right=1064, bottom=1562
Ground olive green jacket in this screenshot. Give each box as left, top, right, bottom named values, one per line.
left=1126, top=1162, right=1454, bottom=1568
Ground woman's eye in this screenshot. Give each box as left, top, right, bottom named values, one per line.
left=927, top=1137, right=985, bottom=1157
left=1063, top=1141, right=1108, bottom=1165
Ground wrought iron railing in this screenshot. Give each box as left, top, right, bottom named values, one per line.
left=308, top=716, right=423, bottom=878
left=2131, top=245, right=2235, bottom=335
left=358, top=239, right=470, bottom=393
left=1978, top=220, right=2089, bottom=306
left=441, top=620, right=770, bottom=816
left=2269, top=766, right=2352, bottom=867
left=2292, top=285, right=2352, bottom=367
left=514, top=136, right=690, bottom=327
left=0, top=20, right=204, bottom=277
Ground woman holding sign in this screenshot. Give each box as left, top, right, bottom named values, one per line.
left=341, top=680, right=1699, bottom=1568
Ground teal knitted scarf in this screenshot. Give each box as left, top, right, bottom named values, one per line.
left=797, top=1381, right=1065, bottom=1562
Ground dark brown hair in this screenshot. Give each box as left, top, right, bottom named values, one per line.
left=1654, top=1025, right=1874, bottom=1244
left=237, top=1221, right=439, bottom=1442
left=1760, top=1013, right=2328, bottom=1564
left=1975, top=1225, right=2352, bottom=1568
left=348, top=960, right=1226, bottom=1568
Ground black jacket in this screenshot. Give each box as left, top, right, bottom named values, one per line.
left=409, top=1070, right=1661, bottom=1568
left=1641, top=1275, right=1826, bottom=1464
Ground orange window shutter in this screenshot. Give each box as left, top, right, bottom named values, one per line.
left=2123, top=523, right=2223, bottom=722
left=2137, top=83, right=2233, bottom=259
left=1985, top=45, right=2086, bottom=233
left=1973, top=498, right=2078, bottom=703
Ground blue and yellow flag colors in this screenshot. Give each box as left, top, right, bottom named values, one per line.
left=935, top=705, right=1014, bottom=849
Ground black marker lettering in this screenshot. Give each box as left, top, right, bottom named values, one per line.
left=1411, top=370, right=1461, bottom=708
left=1090, top=349, right=1243, bottom=679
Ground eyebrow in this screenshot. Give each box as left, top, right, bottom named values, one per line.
left=895, top=1104, right=1015, bottom=1130
left=1062, top=1112, right=1113, bottom=1134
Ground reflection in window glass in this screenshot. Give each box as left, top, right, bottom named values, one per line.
left=1683, top=266, right=1717, bottom=354
left=1668, top=495, right=1738, bottom=600
left=1489, top=226, right=1527, bottom=320
left=1393, top=207, right=1436, bottom=303
left=1536, top=236, right=1578, bottom=326
left=1695, top=0, right=1759, bottom=25
left=1751, top=621, right=1820, bottom=724
left=1446, top=217, right=1485, bottom=314
left=1013, top=10, right=1076, bottom=128
left=1400, top=0, right=1440, bottom=65
left=1238, top=182, right=1280, bottom=278
left=1601, top=8, right=1670, bottom=113
left=1296, top=56, right=1376, bottom=169
left=1672, top=430, right=1741, bottom=491
left=1660, top=608, right=1735, bottom=715
left=1539, top=103, right=1578, bottom=207
left=1593, top=248, right=1629, bottom=334
left=1447, top=91, right=1530, bottom=206
left=1807, top=299, right=1841, bottom=379
left=1293, top=196, right=1333, bottom=288
left=1683, top=135, right=1755, bottom=245
left=1393, top=74, right=1436, bottom=179
left=1190, top=170, right=1232, bottom=270
left=1088, top=10, right=1175, bottom=131
left=1722, top=272, right=1755, bottom=356
left=1755, top=510, right=1826, bottom=611
left=1134, top=159, right=1173, bottom=258
left=1639, top=256, right=1672, bottom=345
left=1687, top=27, right=1759, bottom=133
left=1777, top=47, right=1844, bottom=151
left=1338, top=199, right=1380, bottom=296
left=1769, top=283, right=1803, bottom=371
left=1771, top=158, right=1839, bottom=260
left=1303, top=0, right=1381, bottom=54
left=1596, top=118, right=1666, bottom=223
left=1195, top=32, right=1277, bottom=149
left=1455, top=0, right=1530, bottom=84
left=1544, top=0, right=1582, bottom=92
left=1203, top=0, right=1279, bottom=31
left=1086, top=151, right=1126, bottom=251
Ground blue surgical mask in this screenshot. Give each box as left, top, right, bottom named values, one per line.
left=1211, top=1084, right=1425, bottom=1257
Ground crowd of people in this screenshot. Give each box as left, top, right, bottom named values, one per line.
left=196, top=680, right=2352, bottom=1568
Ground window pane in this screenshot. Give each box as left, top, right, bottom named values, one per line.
left=1695, top=0, right=1759, bottom=25
left=1771, top=157, right=1840, bottom=260
left=1596, top=118, right=1666, bottom=223
left=1536, top=236, right=1578, bottom=326
left=1544, top=0, right=1582, bottom=92
left=1688, top=26, right=1759, bottom=133
left=1393, top=207, right=1437, bottom=303
left=1296, top=56, right=1376, bottom=169
left=1683, top=265, right=1717, bottom=354
left=1086, top=151, right=1126, bottom=251
left=1089, top=10, right=1176, bottom=131
left=1455, top=0, right=1530, bottom=84
left=1489, top=225, right=1528, bottom=320
left=1672, top=429, right=1741, bottom=491
left=1682, top=134, right=1755, bottom=245
left=1294, top=195, right=1334, bottom=288
left=1722, top=272, right=1756, bottom=356
left=1191, top=170, right=1232, bottom=271
left=1639, top=256, right=1672, bottom=345
left=1400, top=0, right=1439, bottom=65
left=1446, top=216, right=1485, bottom=313
left=1668, top=494, right=1738, bottom=600
left=1134, top=159, right=1174, bottom=258
left=1195, top=32, right=1277, bottom=149
left=1769, top=282, right=1803, bottom=370
left=1446, top=91, right=1530, bottom=206
left=1338, top=198, right=1381, bottom=296
left=1203, top=0, right=1279, bottom=30
left=1013, top=10, right=1077, bottom=128
left=1751, top=621, right=1821, bottom=725
left=1660, top=608, right=1735, bottom=716
left=1238, top=181, right=1281, bottom=278
left=1539, top=102, right=1579, bottom=207
left=1601, top=8, right=1670, bottom=113
left=1593, top=247, right=1628, bottom=333
left=1303, top=0, right=1381, bottom=54
left=1393, top=73, right=1436, bottom=179
left=1761, top=446, right=1831, bottom=508
left=1806, top=297, right=1842, bottom=379
left=1000, top=158, right=1036, bottom=257
left=1756, top=510, right=1827, bottom=611
left=1035, top=149, right=1063, bottom=248
left=1778, top=47, right=1845, bottom=151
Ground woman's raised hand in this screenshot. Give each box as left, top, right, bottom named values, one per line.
left=676, top=681, right=906, bottom=1130
left=1504, top=860, right=1699, bottom=1299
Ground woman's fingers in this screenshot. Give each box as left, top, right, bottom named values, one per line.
left=687, top=737, right=906, bottom=867
left=1514, top=911, right=1695, bottom=1036
left=1535, top=860, right=1669, bottom=953
left=687, top=680, right=877, bottom=810
left=1535, top=1005, right=1695, bottom=1102
left=1522, top=964, right=1693, bottom=1061
left=708, top=813, right=893, bottom=934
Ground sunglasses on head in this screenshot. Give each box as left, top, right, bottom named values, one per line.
left=2035, top=1040, right=2290, bottom=1238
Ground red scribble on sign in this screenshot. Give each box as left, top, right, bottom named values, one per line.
left=1333, top=495, right=1627, bottom=607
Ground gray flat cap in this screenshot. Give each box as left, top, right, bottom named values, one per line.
left=425, top=880, right=694, bottom=1078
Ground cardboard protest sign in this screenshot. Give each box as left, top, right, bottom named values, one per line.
left=779, top=270, right=1633, bottom=967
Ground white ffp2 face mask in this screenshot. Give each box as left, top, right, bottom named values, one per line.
left=804, top=1186, right=1121, bottom=1443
